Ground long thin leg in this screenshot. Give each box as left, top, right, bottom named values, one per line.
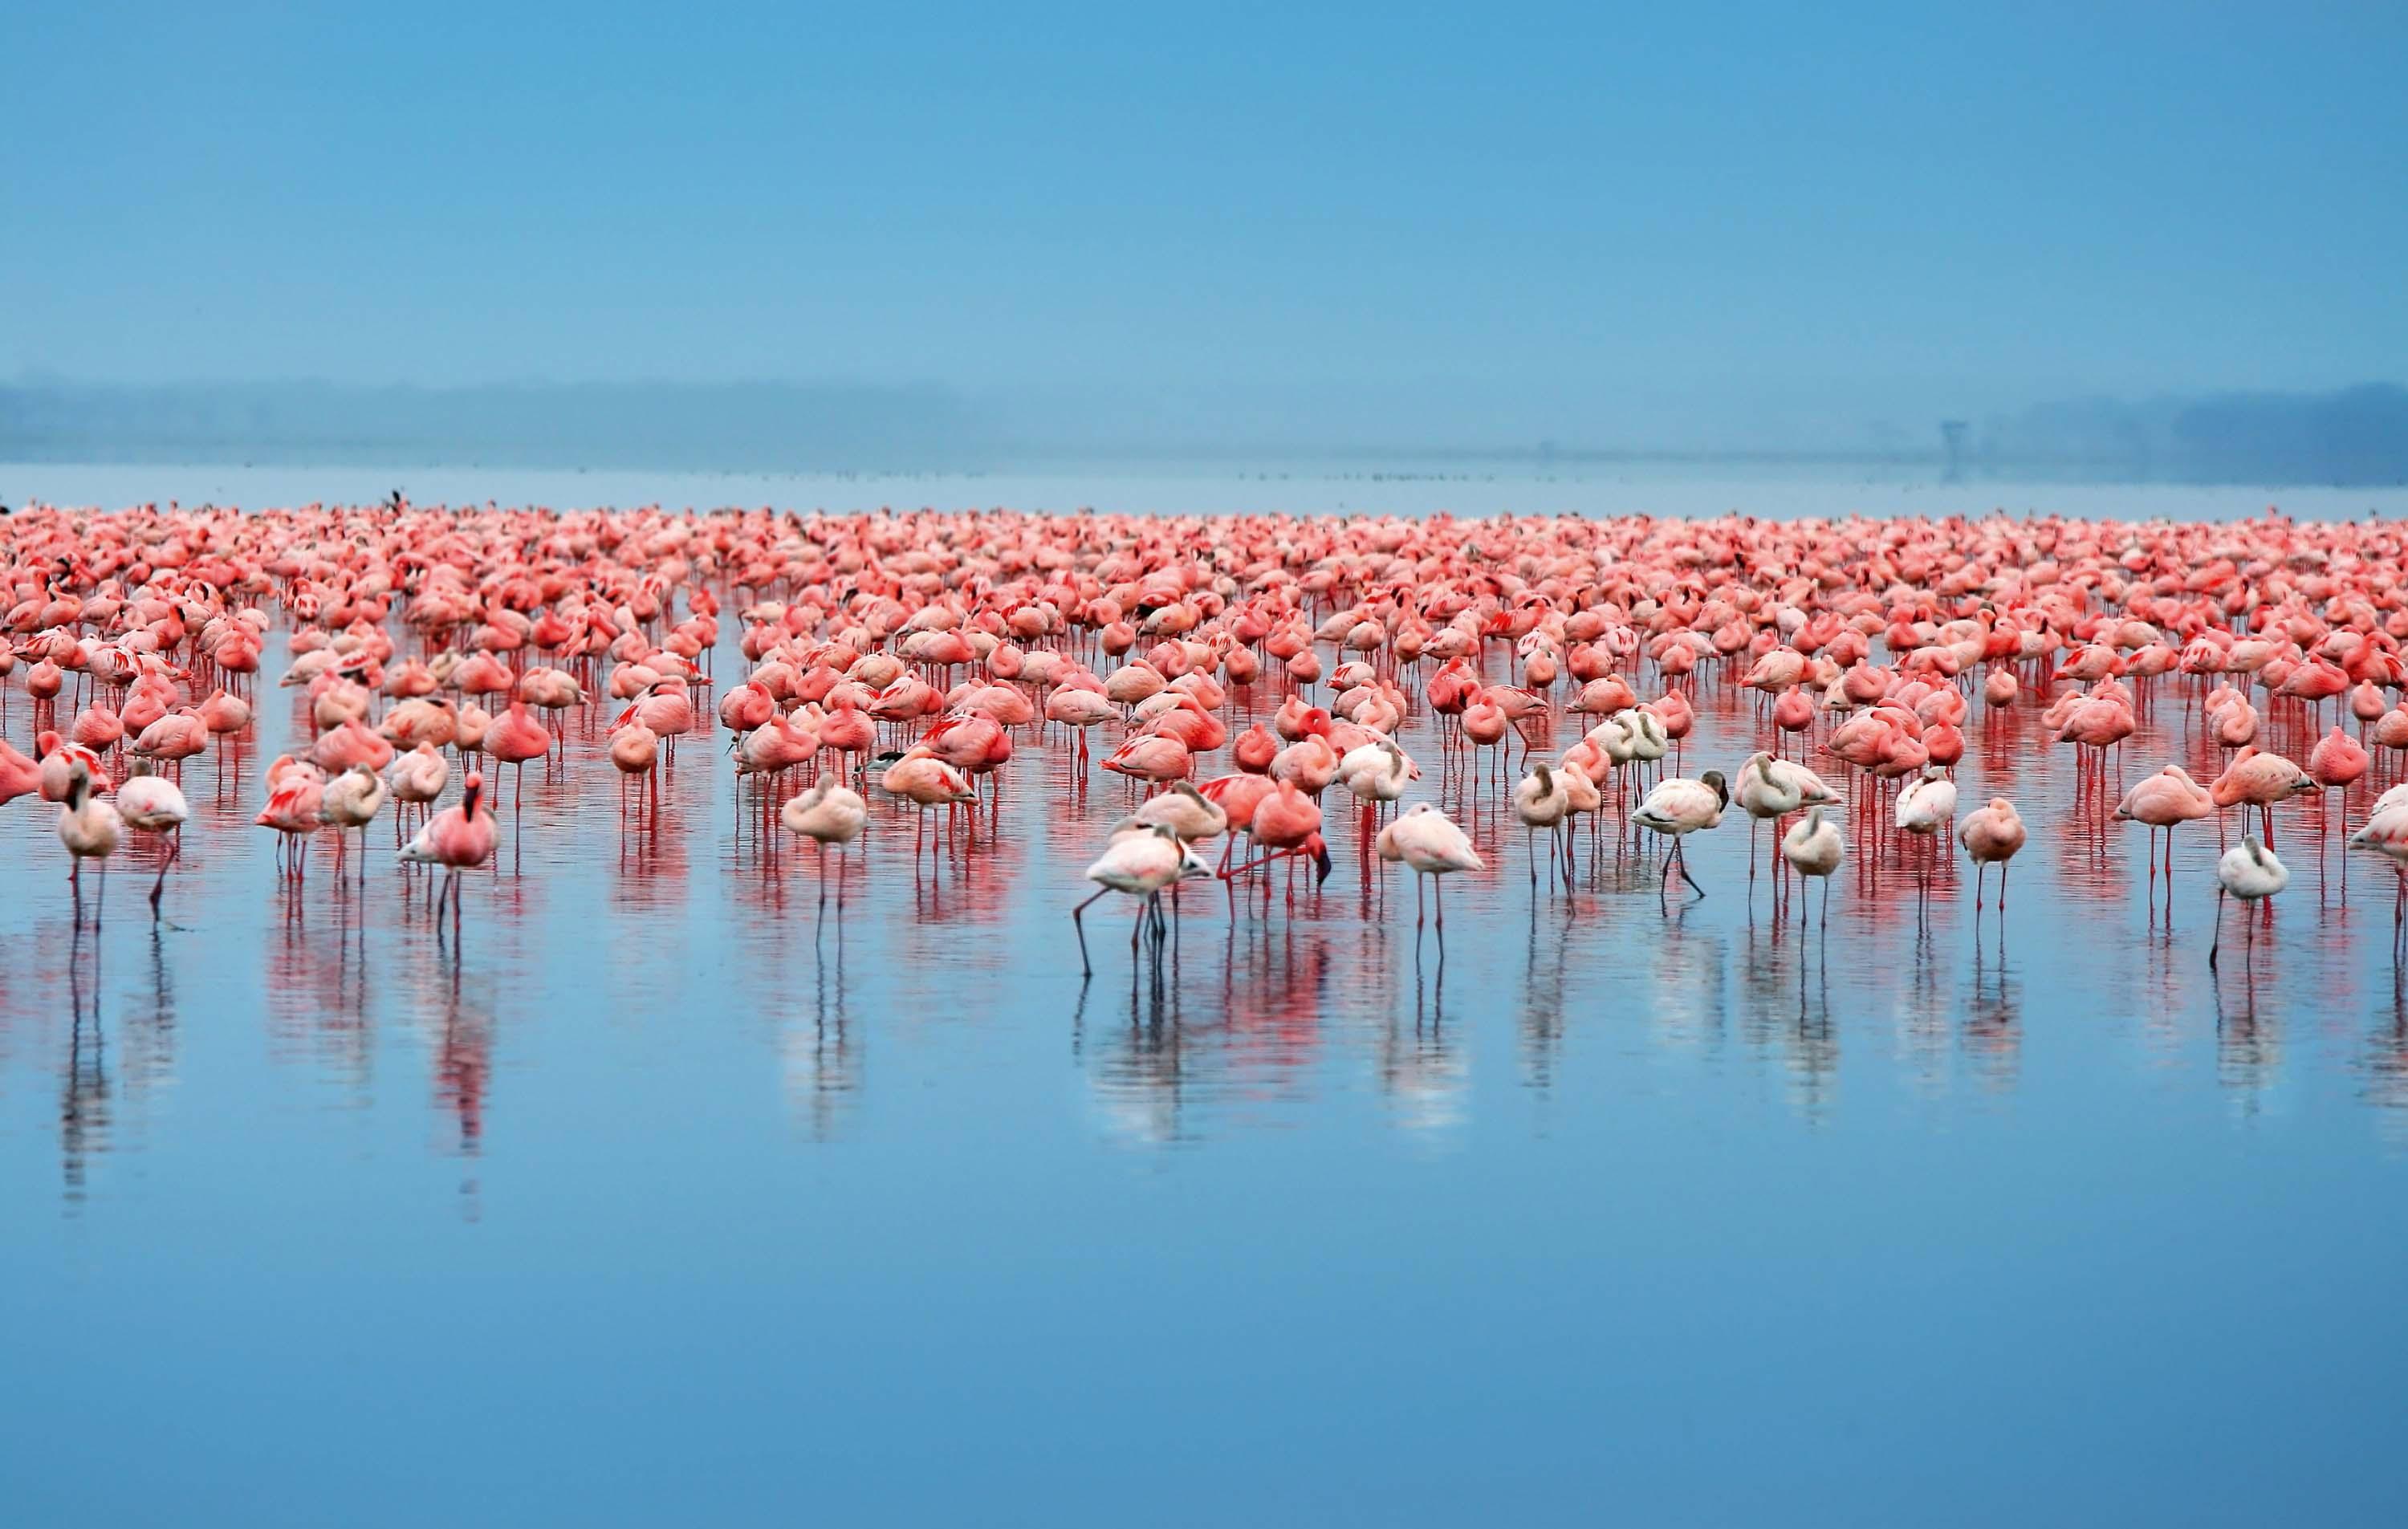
left=2209, top=886, right=2225, bottom=967
left=150, top=836, right=180, bottom=916
left=1072, top=886, right=1109, bottom=976
left=1675, top=839, right=1704, bottom=898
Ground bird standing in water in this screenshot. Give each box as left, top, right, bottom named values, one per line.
left=2210, top=833, right=2288, bottom=969
left=1632, top=770, right=1727, bottom=907
left=401, top=770, right=498, bottom=944
left=1072, top=823, right=1214, bottom=975
left=1376, top=803, right=1485, bottom=937
left=782, top=776, right=869, bottom=925
left=1735, top=750, right=1840, bottom=901
left=58, top=758, right=121, bottom=929
left=116, top=758, right=190, bottom=917
left=1957, top=797, right=2027, bottom=913
left=1781, top=807, right=1843, bottom=929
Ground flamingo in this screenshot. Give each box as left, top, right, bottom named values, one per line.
left=401, top=769, right=498, bottom=942
left=1632, top=770, right=1728, bottom=905
left=781, top=777, right=868, bottom=923
left=1958, top=797, right=2027, bottom=912
left=116, top=759, right=190, bottom=917
left=1374, top=803, right=1484, bottom=935
left=319, top=763, right=389, bottom=884
left=2209, top=835, right=2288, bottom=970
left=1781, top=807, right=1843, bottom=928
left=57, top=758, right=122, bottom=928
left=1734, top=750, right=1841, bottom=899
left=1072, top=823, right=1214, bottom=975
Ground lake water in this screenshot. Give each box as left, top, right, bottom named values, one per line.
left=8, top=455, right=2406, bottom=522
left=4, top=465, right=2406, bottom=1525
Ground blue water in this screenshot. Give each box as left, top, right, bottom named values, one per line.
left=5, top=486, right=2406, bottom=1524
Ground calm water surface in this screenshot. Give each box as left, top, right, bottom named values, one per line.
left=5, top=498, right=2407, bottom=1524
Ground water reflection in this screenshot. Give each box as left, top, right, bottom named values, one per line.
left=14, top=607, right=2408, bottom=1198
left=61, top=950, right=108, bottom=1206
left=2365, top=973, right=2408, bottom=1134
left=1736, top=926, right=1841, bottom=1121
left=783, top=951, right=860, bottom=1141
left=1963, top=934, right=2024, bottom=1092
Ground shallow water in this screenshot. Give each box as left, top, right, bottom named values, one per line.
left=6, top=508, right=2408, bottom=1523
left=9, top=455, right=2407, bottom=523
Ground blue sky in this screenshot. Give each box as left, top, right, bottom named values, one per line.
left=6, top=2, right=2402, bottom=444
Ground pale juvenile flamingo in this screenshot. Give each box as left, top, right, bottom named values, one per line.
left=1375, top=802, right=1484, bottom=936
left=2209, top=834, right=2288, bottom=970
left=1511, top=760, right=1572, bottom=889
left=1632, top=770, right=1728, bottom=906
left=1132, top=780, right=1228, bottom=844
left=1734, top=750, right=1841, bottom=900
left=781, top=777, right=868, bottom=923
left=1072, top=823, right=1214, bottom=975
left=319, top=763, right=389, bottom=885
left=1781, top=807, right=1843, bottom=928
left=58, top=758, right=122, bottom=929
left=1894, top=764, right=1959, bottom=913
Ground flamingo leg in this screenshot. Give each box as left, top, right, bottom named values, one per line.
left=150, top=835, right=180, bottom=916
left=1072, top=886, right=1109, bottom=976
left=1674, top=838, right=1705, bottom=899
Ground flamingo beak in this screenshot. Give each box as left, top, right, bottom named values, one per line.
left=1312, top=837, right=1332, bottom=884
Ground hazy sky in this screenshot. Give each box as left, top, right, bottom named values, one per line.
left=7, top=2, right=2403, bottom=442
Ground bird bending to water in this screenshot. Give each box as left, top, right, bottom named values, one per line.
left=1072, top=823, right=1214, bottom=975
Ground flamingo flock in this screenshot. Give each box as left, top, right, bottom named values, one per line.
left=6, top=498, right=2408, bottom=978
